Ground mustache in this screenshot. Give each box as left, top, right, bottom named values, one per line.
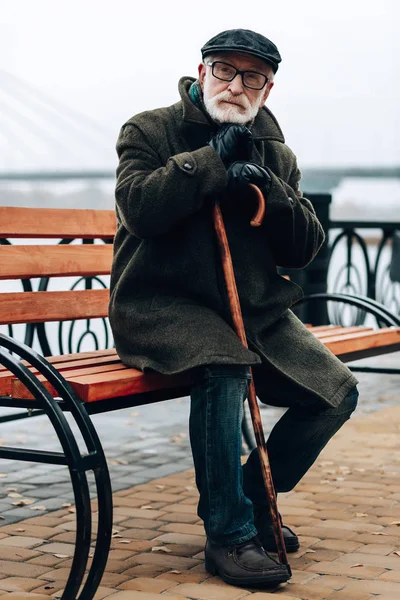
left=211, top=91, right=250, bottom=110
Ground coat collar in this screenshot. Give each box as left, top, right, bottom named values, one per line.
left=178, top=76, right=285, bottom=143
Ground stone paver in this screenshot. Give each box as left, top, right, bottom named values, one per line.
left=0, top=374, right=399, bottom=598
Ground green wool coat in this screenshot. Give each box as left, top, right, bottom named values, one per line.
left=109, top=76, right=358, bottom=409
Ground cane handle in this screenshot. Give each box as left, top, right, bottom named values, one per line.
left=249, top=184, right=266, bottom=227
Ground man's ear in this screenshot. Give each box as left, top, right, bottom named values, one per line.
left=198, top=63, right=206, bottom=91
left=260, top=81, right=274, bottom=106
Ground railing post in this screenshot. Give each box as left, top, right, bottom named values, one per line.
left=280, top=193, right=332, bottom=325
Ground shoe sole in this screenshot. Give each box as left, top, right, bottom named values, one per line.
left=205, top=555, right=291, bottom=587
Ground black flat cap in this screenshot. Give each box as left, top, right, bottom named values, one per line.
left=201, top=28, right=281, bottom=73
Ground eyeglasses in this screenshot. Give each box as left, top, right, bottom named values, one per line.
left=206, top=61, right=269, bottom=90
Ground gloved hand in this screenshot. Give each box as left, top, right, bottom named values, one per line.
left=208, top=124, right=253, bottom=166
left=227, top=161, right=271, bottom=191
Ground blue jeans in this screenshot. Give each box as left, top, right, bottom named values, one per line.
left=189, top=364, right=359, bottom=546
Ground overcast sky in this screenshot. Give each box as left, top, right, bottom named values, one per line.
left=1, top=0, right=399, bottom=168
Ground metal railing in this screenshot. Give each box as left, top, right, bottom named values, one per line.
left=328, top=221, right=400, bottom=321
left=283, top=196, right=400, bottom=326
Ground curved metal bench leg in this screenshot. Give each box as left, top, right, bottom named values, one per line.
left=0, top=334, right=112, bottom=600
left=77, top=460, right=113, bottom=600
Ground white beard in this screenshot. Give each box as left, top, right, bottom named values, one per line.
left=203, top=85, right=260, bottom=125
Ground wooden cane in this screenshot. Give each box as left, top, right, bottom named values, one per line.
left=212, top=184, right=291, bottom=575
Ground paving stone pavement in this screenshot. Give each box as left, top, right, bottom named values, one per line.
left=0, top=353, right=399, bottom=598
left=0, top=404, right=399, bottom=599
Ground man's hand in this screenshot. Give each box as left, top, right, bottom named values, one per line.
left=208, top=124, right=253, bottom=166
left=227, top=161, right=271, bottom=191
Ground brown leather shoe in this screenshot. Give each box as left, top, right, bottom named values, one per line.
left=254, top=504, right=300, bottom=553
left=205, top=535, right=291, bottom=587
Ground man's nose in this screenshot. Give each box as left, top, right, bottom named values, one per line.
left=227, top=73, right=245, bottom=95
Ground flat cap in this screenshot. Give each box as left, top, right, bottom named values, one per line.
left=201, top=28, right=281, bottom=73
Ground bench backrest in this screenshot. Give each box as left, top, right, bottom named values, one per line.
left=0, top=207, right=116, bottom=326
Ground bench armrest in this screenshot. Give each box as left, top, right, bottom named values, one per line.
left=295, top=292, right=400, bottom=327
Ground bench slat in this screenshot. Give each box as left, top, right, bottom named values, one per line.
left=0, top=245, right=113, bottom=280
left=67, top=369, right=194, bottom=403
left=308, top=325, right=340, bottom=332
left=323, top=328, right=400, bottom=354
left=1, top=354, right=121, bottom=396
left=0, top=207, right=116, bottom=239
left=0, top=289, right=109, bottom=325
left=313, top=326, right=371, bottom=339
left=0, top=348, right=117, bottom=374
left=11, top=363, right=130, bottom=399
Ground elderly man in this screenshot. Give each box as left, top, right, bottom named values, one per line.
left=110, top=29, right=359, bottom=587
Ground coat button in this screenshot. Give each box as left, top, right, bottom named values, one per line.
left=183, top=162, right=193, bottom=170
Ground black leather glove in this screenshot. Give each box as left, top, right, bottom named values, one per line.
left=208, top=124, right=253, bottom=166
left=227, top=161, right=271, bottom=191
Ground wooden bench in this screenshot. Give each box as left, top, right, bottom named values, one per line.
left=1, top=206, right=400, bottom=600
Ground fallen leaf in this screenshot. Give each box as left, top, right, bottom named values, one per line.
left=169, top=570, right=182, bottom=574
left=12, top=498, right=35, bottom=506
left=393, top=551, right=400, bottom=557
left=67, top=507, right=76, bottom=514
left=304, top=549, right=316, bottom=553
left=54, top=553, right=69, bottom=558
left=152, top=546, right=171, bottom=553
left=355, top=513, right=369, bottom=518
left=0, top=474, right=8, bottom=478
left=117, top=539, right=132, bottom=544
left=390, top=521, right=400, bottom=526
left=0, top=516, right=5, bottom=520
left=371, top=531, right=388, bottom=536
left=140, top=505, right=153, bottom=510
left=156, top=485, right=165, bottom=490
left=8, top=492, right=23, bottom=498
left=350, top=563, right=364, bottom=568
left=61, top=503, right=71, bottom=508
left=30, top=505, right=46, bottom=511
left=15, top=528, right=25, bottom=532
left=6, top=487, right=18, bottom=492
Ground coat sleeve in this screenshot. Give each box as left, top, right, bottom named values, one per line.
left=115, top=123, right=228, bottom=239
left=261, top=156, right=325, bottom=269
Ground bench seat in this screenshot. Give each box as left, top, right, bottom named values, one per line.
left=1, top=325, right=399, bottom=403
